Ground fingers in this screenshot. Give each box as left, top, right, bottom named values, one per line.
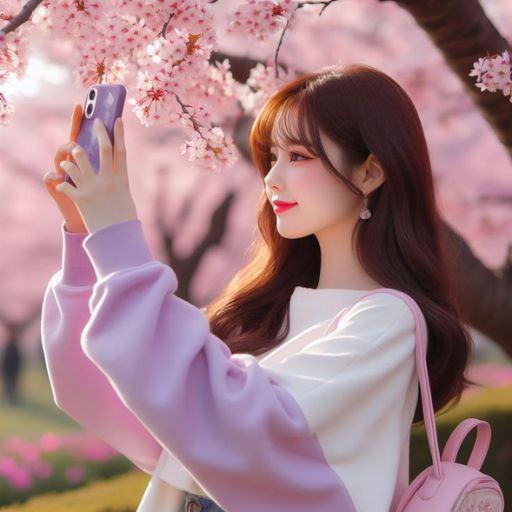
left=69, top=102, right=83, bottom=143
left=48, top=103, right=83, bottom=190
left=59, top=159, right=82, bottom=187
left=43, top=171, right=65, bottom=195
left=52, top=102, right=82, bottom=176
left=113, top=118, right=127, bottom=175
left=55, top=180, right=77, bottom=198
left=93, top=119, right=113, bottom=174
left=67, top=143, right=95, bottom=180
left=43, top=171, right=57, bottom=187
left=54, top=141, right=78, bottom=173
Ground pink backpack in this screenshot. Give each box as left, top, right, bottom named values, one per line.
left=323, top=288, right=505, bottom=512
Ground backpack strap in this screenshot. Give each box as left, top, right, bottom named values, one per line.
left=441, top=418, right=491, bottom=470
left=322, top=287, right=444, bottom=480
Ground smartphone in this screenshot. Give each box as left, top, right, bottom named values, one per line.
left=65, top=84, right=126, bottom=185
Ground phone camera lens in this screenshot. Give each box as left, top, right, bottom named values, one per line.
left=86, top=104, right=93, bottom=115
left=89, top=89, right=96, bottom=100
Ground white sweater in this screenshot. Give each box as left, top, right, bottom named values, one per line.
left=157, top=286, right=419, bottom=512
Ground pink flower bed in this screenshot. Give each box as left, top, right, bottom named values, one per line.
left=0, top=431, right=120, bottom=491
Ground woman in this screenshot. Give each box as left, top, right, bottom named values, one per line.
left=41, top=63, right=473, bottom=511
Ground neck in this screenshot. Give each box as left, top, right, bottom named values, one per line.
left=315, top=218, right=380, bottom=290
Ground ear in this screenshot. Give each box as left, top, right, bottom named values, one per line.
left=354, top=154, right=386, bottom=193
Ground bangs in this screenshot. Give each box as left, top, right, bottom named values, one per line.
left=267, top=95, right=321, bottom=157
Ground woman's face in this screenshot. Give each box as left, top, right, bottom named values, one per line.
left=264, top=121, right=361, bottom=240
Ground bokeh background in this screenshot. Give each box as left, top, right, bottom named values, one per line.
left=1, top=0, right=511, bottom=510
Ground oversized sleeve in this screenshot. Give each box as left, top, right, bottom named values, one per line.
left=40, top=222, right=163, bottom=475
left=77, top=219, right=417, bottom=512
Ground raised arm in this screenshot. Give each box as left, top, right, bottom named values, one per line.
left=41, top=222, right=163, bottom=474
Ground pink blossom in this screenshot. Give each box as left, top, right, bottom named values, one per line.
left=0, top=431, right=125, bottom=490
left=3, top=437, right=40, bottom=463
left=227, top=0, right=299, bottom=42
left=470, top=51, right=512, bottom=100
left=0, top=456, right=18, bottom=476
left=235, top=57, right=299, bottom=116
left=39, top=432, right=61, bottom=452
left=33, top=0, right=104, bottom=43
left=29, top=460, right=53, bottom=480
left=9, top=468, right=32, bottom=490
left=0, top=0, right=281, bottom=168
left=62, top=432, right=118, bottom=462
left=7, top=0, right=506, bottom=174
left=0, top=458, right=32, bottom=490
left=65, top=464, right=86, bottom=484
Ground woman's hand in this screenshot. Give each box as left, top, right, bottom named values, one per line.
left=43, top=103, right=89, bottom=234
left=55, top=116, right=139, bottom=235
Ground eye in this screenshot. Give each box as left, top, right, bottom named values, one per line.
left=269, top=151, right=309, bottom=163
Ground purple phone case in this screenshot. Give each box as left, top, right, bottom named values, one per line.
left=65, top=84, right=126, bottom=185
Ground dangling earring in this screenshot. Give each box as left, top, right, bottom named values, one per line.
left=359, top=189, right=371, bottom=220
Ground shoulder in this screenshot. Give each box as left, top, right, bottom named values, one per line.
left=338, top=289, right=418, bottom=338
left=351, top=289, right=416, bottom=311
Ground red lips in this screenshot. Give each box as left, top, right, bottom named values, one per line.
left=273, top=201, right=298, bottom=213
left=273, top=200, right=297, bottom=206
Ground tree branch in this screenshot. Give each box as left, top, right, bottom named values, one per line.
left=0, top=0, right=44, bottom=38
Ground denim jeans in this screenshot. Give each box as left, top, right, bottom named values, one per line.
left=182, top=491, right=226, bottom=512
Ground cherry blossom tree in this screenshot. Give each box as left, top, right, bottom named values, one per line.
left=1, top=0, right=512, bottom=365
left=0, top=0, right=303, bottom=171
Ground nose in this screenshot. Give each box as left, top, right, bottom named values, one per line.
left=265, top=179, right=279, bottom=191
left=264, top=169, right=281, bottom=192
left=264, top=180, right=281, bottom=201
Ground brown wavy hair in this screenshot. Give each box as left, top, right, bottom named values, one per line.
left=204, top=63, right=476, bottom=424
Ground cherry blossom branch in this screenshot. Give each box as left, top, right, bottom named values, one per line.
left=0, top=0, right=44, bottom=39
left=274, top=16, right=291, bottom=79
left=158, top=12, right=175, bottom=40
left=174, top=92, right=230, bottom=164
left=272, top=0, right=340, bottom=79
left=297, top=0, right=339, bottom=16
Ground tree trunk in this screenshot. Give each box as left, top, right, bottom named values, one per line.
left=441, top=221, right=512, bottom=356
left=381, top=0, right=512, bottom=157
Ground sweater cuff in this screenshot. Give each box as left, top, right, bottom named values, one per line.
left=61, top=222, right=97, bottom=286
left=82, top=219, right=154, bottom=280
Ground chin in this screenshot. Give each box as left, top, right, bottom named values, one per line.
left=276, top=225, right=313, bottom=239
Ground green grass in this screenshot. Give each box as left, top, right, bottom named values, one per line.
left=0, top=354, right=82, bottom=441
left=0, top=470, right=151, bottom=512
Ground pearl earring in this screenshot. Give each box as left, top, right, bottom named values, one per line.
left=359, top=189, right=371, bottom=220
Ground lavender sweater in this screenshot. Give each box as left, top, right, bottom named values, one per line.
left=41, top=219, right=419, bottom=512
